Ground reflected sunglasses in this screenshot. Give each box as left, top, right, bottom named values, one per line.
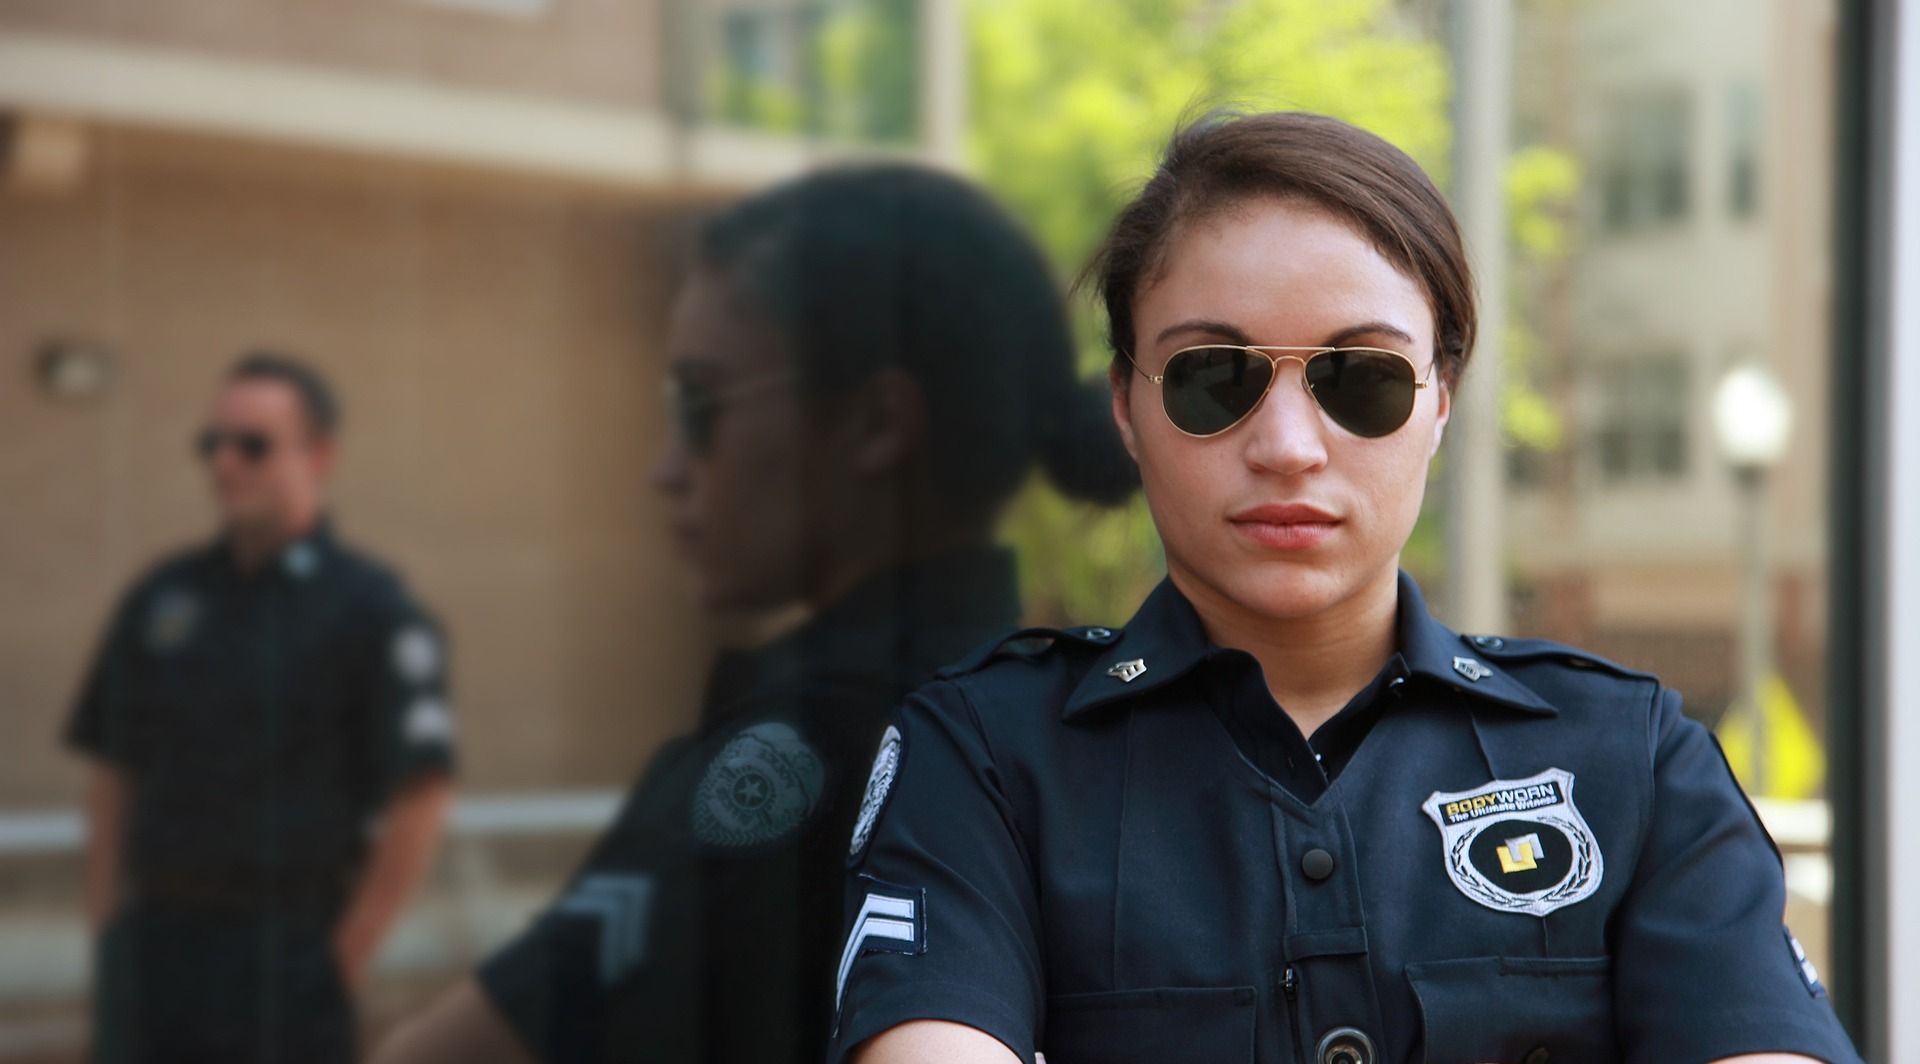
left=1128, top=345, right=1436, bottom=439
left=665, top=366, right=799, bottom=454
left=195, top=427, right=274, bottom=463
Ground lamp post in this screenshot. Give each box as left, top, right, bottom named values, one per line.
left=1711, top=362, right=1793, bottom=796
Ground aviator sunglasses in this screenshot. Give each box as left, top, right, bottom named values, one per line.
left=195, top=427, right=275, bottom=463
left=1129, top=344, right=1436, bottom=438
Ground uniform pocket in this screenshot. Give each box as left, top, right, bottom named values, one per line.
left=1407, top=955, right=1614, bottom=1064
left=1043, top=985, right=1257, bottom=1063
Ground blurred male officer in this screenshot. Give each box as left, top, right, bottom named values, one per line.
left=66, top=352, right=457, bottom=1064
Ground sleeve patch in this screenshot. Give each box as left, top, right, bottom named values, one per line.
left=848, top=724, right=903, bottom=862
left=391, top=624, right=442, bottom=684
left=1785, top=927, right=1827, bottom=997
left=403, top=696, right=456, bottom=746
left=835, top=877, right=926, bottom=1010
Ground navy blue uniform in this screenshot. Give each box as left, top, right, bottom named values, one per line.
left=478, top=548, right=1020, bottom=1063
left=67, top=520, right=454, bottom=1064
left=830, top=571, right=1860, bottom=1064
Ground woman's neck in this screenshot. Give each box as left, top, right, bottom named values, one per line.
left=1171, top=561, right=1401, bottom=739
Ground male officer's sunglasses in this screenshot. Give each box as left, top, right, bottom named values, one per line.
left=195, top=427, right=274, bottom=463
left=665, top=365, right=799, bottom=454
left=1128, top=344, right=1435, bottom=439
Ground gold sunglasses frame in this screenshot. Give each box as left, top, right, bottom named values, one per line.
left=1128, top=344, right=1436, bottom=439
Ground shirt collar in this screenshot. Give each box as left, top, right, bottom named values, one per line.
left=277, top=518, right=333, bottom=581
left=209, top=515, right=334, bottom=583
left=1062, top=568, right=1556, bottom=721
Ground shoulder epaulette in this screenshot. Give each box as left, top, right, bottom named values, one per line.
left=1459, top=633, right=1658, bottom=682
left=935, top=624, right=1123, bottom=680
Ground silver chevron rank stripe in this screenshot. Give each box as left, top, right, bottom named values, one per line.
left=555, top=872, right=656, bottom=986
left=835, top=887, right=925, bottom=1009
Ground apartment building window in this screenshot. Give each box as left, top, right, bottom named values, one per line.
left=1599, top=89, right=1694, bottom=232
left=1728, top=83, right=1763, bottom=219
left=1593, top=355, right=1691, bottom=482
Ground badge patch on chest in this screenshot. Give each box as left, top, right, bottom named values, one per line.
left=144, top=589, right=200, bottom=653
left=1421, top=768, right=1603, bottom=916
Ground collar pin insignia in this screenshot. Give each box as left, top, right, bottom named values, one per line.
left=1453, top=656, right=1492, bottom=682
left=1107, top=658, right=1147, bottom=683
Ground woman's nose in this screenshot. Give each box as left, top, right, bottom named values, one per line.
left=1240, top=361, right=1329, bottom=475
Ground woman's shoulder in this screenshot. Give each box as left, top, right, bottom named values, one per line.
left=1452, top=631, right=1683, bottom=733
left=1455, top=632, right=1656, bottom=680
left=896, top=622, right=1131, bottom=733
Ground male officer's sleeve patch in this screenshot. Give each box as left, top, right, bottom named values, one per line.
left=1421, top=767, right=1604, bottom=916
left=834, top=876, right=926, bottom=1010
left=391, top=624, right=442, bottom=685
left=849, top=724, right=903, bottom=862
left=403, top=696, right=456, bottom=747
left=1785, top=927, right=1827, bottom=997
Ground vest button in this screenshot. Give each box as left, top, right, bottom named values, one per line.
left=1315, top=1026, right=1375, bottom=1064
left=1301, top=848, right=1336, bottom=881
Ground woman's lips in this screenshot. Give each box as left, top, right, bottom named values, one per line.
left=1228, top=503, right=1341, bottom=551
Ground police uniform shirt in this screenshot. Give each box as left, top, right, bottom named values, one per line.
left=830, top=570, right=1862, bottom=1064
left=66, top=519, right=456, bottom=896
left=477, top=547, right=1021, bottom=1064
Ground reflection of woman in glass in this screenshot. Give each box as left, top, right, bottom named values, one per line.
left=833, top=114, right=1860, bottom=1064
left=373, top=164, right=1134, bottom=1064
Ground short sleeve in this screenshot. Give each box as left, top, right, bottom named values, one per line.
left=477, top=739, right=704, bottom=1063
left=827, top=683, right=1044, bottom=1064
left=1611, top=685, right=1862, bottom=1063
left=64, top=585, right=145, bottom=763
left=366, top=593, right=456, bottom=790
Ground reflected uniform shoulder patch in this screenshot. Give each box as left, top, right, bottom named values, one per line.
left=691, top=721, right=824, bottom=848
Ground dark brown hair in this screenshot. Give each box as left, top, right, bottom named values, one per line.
left=1086, top=111, right=1476, bottom=389
left=696, top=163, right=1138, bottom=509
left=228, top=350, right=340, bottom=438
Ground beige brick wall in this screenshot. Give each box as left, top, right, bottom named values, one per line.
left=0, top=123, right=716, bottom=806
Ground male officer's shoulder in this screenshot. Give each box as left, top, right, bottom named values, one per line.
left=1460, top=632, right=1667, bottom=718
left=111, top=543, right=220, bottom=616
left=324, top=540, right=436, bottom=624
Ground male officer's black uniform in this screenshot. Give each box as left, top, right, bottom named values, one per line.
left=830, top=570, right=1862, bottom=1064
left=67, top=520, right=454, bottom=1064
left=477, top=547, right=1020, bottom=1063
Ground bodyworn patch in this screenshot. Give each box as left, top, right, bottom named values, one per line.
left=1422, top=767, right=1603, bottom=917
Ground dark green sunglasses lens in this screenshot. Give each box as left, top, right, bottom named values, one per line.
left=1161, top=346, right=1275, bottom=435
left=1304, top=349, right=1417, bottom=438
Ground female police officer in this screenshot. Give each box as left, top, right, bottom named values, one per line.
left=829, top=113, right=1862, bottom=1064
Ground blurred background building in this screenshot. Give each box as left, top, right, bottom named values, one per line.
left=1, top=0, right=1912, bottom=1059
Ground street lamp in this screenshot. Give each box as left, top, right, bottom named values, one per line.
left=1711, top=362, right=1793, bottom=796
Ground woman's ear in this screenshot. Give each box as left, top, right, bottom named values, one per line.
left=847, top=367, right=928, bottom=474
left=1428, top=376, right=1451, bottom=459
left=1110, top=362, right=1141, bottom=462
